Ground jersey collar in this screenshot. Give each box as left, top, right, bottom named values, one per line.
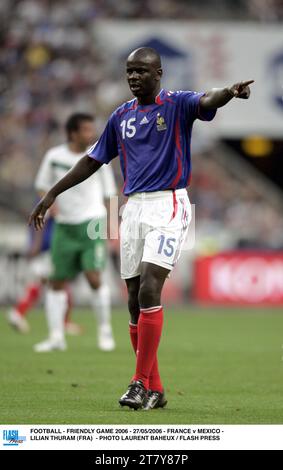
left=134, top=89, right=165, bottom=110
left=155, top=89, right=164, bottom=105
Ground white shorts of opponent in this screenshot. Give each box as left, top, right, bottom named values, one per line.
left=120, top=188, right=191, bottom=279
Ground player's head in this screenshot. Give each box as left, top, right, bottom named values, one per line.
left=65, top=113, right=95, bottom=151
left=126, top=47, right=162, bottom=98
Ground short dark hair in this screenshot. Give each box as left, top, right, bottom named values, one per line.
left=128, top=47, right=162, bottom=68
left=65, top=113, right=94, bottom=140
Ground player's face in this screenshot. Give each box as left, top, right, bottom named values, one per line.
left=73, top=121, right=95, bottom=149
left=126, top=59, right=161, bottom=97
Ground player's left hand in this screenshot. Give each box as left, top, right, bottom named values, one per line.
left=28, top=192, right=55, bottom=230
left=229, top=80, right=254, bottom=99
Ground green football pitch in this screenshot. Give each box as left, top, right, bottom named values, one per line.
left=0, top=307, right=282, bottom=424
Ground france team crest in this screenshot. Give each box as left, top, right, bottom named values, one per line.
left=156, top=113, right=167, bottom=131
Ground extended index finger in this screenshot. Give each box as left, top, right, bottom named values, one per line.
left=241, top=80, right=254, bottom=87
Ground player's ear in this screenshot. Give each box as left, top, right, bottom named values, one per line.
left=156, top=68, right=162, bottom=81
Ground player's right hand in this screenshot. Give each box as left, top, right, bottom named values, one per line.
left=229, top=80, right=254, bottom=99
left=28, top=193, right=55, bottom=230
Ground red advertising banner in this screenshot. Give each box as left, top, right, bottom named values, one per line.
left=194, top=252, right=283, bottom=305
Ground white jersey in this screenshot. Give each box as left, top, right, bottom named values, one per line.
left=35, top=143, right=117, bottom=224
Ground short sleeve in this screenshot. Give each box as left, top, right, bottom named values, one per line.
left=87, top=113, right=118, bottom=164
left=179, top=91, right=217, bottom=122
left=34, top=151, right=53, bottom=192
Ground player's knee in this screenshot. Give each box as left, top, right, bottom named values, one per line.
left=90, top=279, right=101, bottom=290
left=138, top=278, right=160, bottom=308
left=49, top=280, right=66, bottom=290
left=85, top=271, right=101, bottom=290
left=126, top=277, right=141, bottom=322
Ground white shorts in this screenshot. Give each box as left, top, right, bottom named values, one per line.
left=120, top=189, right=191, bottom=279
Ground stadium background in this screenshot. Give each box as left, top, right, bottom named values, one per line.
left=0, top=0, right=283, bottom=424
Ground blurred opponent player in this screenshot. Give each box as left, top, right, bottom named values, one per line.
left=7, top=212, right=80, bottom=335
left=29, top=48, right=253, bottom=407
left=33, top=113, right=117, bottom=352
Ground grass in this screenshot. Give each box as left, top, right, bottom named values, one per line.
left=0, top=306, right=283, bottom=424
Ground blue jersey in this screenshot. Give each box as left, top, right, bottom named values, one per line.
left=87, top=89, right=216, bottom=195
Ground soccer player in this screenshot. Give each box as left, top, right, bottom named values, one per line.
left=33, top=113, right=117, bottom=352
left=29, top=48, right=253, bottom=407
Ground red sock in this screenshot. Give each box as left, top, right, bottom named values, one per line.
left=135, top=306, right=164, bottom=390
left=129, top=323, right=138, bottom=383
left=149, top=356, right=163, bottom=393
left=129, top=322, right=163, bottom=392
left=15, top=283, right=41, bottom=317
left=129, top=322, right=138, bottom=352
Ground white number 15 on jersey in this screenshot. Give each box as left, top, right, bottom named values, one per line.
left=120, top=118, right=136, bottom=139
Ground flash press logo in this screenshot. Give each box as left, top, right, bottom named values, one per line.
left=3, top=429, right=26, bottom=446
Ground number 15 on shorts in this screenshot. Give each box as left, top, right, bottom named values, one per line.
left=158, top=235, right=176, bottom=257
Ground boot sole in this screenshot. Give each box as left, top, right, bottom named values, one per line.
left=119, top=401, right=143, bottom=410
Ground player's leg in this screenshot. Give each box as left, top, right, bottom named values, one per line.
left=7, top=283, right=40, bottom=333
left=138, top=262, right=169, bottom=409
left=123, top=263, right=168, bottom=409
left=119, top=264, right=168, bottom=409
left=33, top=279, right=68, bottom=352
left=7, top=252, right=51, bottom=333
left=81, top=219, right=115, bottom=351
left=126, top=275, right=140, bottom=346
left=11, top=283, right=41, bottom=318
left=119, top=198, right=157, bottom=408
left=64, top=285, right=83, bottom=336
left=124, top=275, right=164, bottom=392
left=84, top=270, right=115, bottom=351
left=34, top=223, right=79, bottom=352
left=119, top=275, right=165, bottom=409
left=118, top=276, right=140, bottom=404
